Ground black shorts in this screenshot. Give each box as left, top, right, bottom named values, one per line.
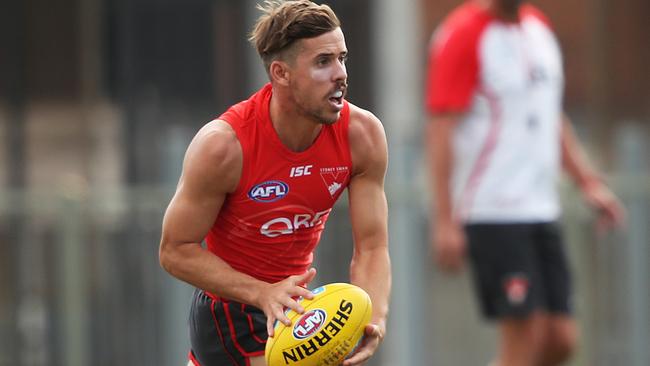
left=189, top=289, right=268, bottom=366
left=465, top=222, right=572, bottom=320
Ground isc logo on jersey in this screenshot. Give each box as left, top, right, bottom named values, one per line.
left=290, top=165, right=313, bottom=177
left=248, top=181, right=289, bottom=203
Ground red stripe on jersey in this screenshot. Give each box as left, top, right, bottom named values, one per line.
left=458, top=87, right=502, bottom=219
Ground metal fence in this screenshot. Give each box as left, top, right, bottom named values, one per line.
left=1, top=173, right=648, bottom=366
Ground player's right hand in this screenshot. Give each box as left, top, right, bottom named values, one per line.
left=256, top=268, right=317, bottom=338
left=582, top=182, right=626, bottom=235
left=432, top=219, right=466, bottom=272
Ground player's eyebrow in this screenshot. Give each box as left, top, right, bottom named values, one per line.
left=315, top=50, right=347, bottom=58
left=315, top=51, right=335, bottom=58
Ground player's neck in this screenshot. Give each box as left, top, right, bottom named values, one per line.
left=269, top=93, right=323, bottom=153
left=480, top=0, right=522, bottom=22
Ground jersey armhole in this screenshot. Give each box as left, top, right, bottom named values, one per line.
left=340, top=102, right=353, bottom=172
left=217, top=116, right=248, bottom=197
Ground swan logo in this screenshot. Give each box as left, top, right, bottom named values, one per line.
left=320, top=167, right=349, bottom=197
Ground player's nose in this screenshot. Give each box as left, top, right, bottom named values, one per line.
left=333, top=58, right=347, bottom=82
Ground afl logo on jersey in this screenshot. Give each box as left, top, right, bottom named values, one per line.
left=248, top=180, right=289, bottom=203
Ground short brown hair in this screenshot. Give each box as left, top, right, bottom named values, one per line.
left=249, top=0, right=341, bottom=73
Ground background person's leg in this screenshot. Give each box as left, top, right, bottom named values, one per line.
left=496, top=312, right=546, bottom=366
left=538, top=315, right=578, bottom=366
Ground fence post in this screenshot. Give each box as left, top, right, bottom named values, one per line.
left=373, top=0, right=427, bottom=365
left=58, top=192, right=89, bottom=366
left=615, top=123, right=649, bottom=366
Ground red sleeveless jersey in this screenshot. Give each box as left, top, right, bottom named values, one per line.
left=206, top=83, right=352, bottom=283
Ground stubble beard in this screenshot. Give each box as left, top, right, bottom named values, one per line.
left=306, top=107, right=339, bottom=125
left=295, top=94, right=340, bottom=125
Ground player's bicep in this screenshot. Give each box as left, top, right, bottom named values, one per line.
left=161, top=181, right=225, bottom=247
left=348, top=112, right=388, bottom=250
left=161, top=123, right=242, bottom=247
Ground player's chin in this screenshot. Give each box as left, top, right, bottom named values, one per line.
left=322, top=100, right=343, bottom=121
left=319, top=111, right=340, bottom=125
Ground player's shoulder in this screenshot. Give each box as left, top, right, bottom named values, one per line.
left=219, top=84, right=271, bottom=128
left=197, top=119, right=239, bottom=148
left=188, top=120, right=242, bottom=170
left=347, top=103, right=387, bottom=174
left=180, top=120, right=243, bottom=193
left=220, top=98, right=257, bottom=128
left=520, top=4, right=554, bottom=30
left=348, top=103, right=386, bottom=145
left=432, top=1, right=493, bottom=50
left=441, top=1, right=491, bottom=34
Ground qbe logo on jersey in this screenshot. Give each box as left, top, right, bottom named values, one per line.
left=248, top=180, right=289, bottom=203
left=293, top=309, right=327, bottom=340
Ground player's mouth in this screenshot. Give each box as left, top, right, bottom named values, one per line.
left=328, top=89, right=345, bottom=110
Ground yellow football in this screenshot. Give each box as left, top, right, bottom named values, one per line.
left=265, top=283, right=372, bottom=366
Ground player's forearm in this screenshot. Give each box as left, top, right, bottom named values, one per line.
left=560, top=118, right=601, bottom=190
left=427, top=118, right=456, bottom=223
left=159, top=241, right=266, bottom=305
left=349, top=244, right=391, bottom=329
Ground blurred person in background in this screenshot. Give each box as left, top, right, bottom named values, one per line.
left=425, top=0, right=625, bottom=365
left=159, top=1, right=390, bottom=365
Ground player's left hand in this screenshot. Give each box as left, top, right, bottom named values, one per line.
left=582, top=182, right=626, bottom=234
left=341, top=323, right=384, bottom=366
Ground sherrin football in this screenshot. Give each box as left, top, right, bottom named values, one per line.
left=265, top=283, right=372, bottom=366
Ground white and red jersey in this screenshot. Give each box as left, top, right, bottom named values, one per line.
left=426, top=1, right=564, bottom=223
left=207, top=83, right=352, bottom=283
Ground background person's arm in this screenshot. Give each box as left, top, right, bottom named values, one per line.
left=560, top=115, right=626, bottom=232
left=424, top=15, right=479, bottom=273
left=427, top=113, right=466, bottom=272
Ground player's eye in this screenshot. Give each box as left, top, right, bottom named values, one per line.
left=316, top=57, right=330, bottom=67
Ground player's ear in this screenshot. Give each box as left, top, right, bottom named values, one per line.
left=269, top=60, right=290, bottom=86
